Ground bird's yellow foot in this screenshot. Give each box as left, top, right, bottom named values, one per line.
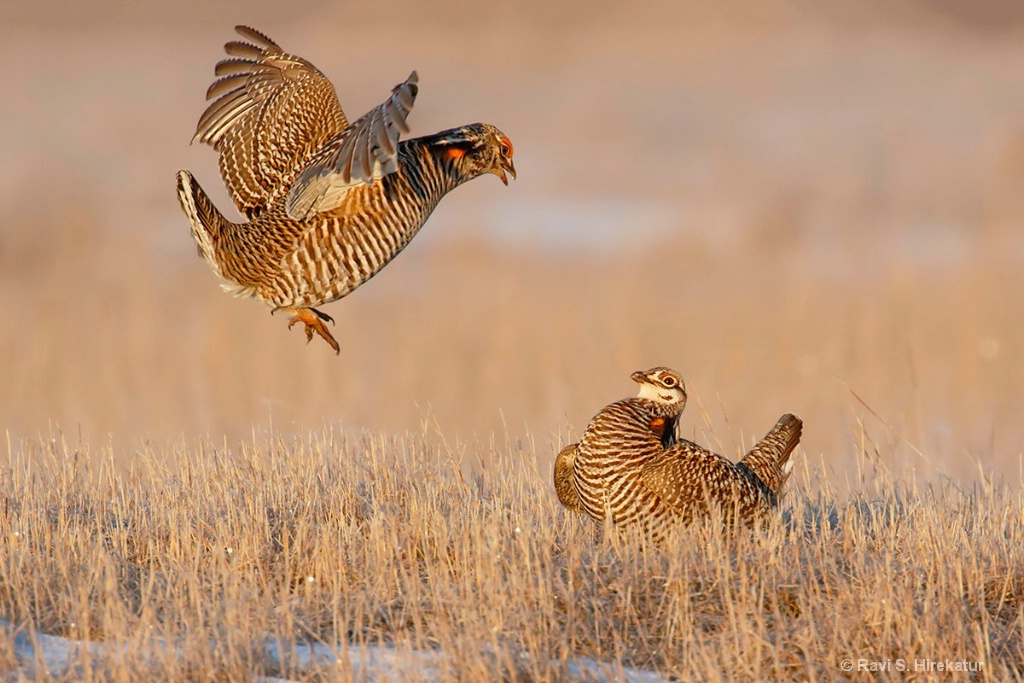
left=284, top=307, right=339, bottom=354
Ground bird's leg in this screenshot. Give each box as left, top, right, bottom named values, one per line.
left=280, top=307, right=339, bottom=354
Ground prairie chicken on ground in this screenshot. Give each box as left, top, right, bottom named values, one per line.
left=176, top=26, right=515, bottom=353
left=554, top=367, right=802, bottom=532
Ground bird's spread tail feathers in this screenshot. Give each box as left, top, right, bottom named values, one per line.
left=738, top=413, right=802, bottom=497
left=176, top=170, right=231, bottom=277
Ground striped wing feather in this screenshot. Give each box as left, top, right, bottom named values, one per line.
left=554, top=443, right=585, bottom=513
left=286, top=72, right=419, bottom=221
left=193, top=26, right=349, bottom=218
left=637, top=441, right=771, bottom=522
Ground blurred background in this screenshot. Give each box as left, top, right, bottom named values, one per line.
left=2, top=0, right=1023, bottom=487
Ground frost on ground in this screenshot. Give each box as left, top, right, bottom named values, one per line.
left=0, top=619, right=666, bottom=683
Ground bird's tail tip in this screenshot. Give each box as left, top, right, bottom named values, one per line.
left=773, top=413, right=803, bottom=484
left=176, top=169, right=229, bottom=268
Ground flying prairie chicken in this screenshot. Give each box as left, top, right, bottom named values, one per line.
left=554, top=367, right=802, bottom=532
left=176, top=26, right=515, bottom=353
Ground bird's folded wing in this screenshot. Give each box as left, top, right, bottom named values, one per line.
left=193, top=26, right=349, bottom=217
left=285, top=72, right=419, bottom=221
left=554, top=443, right=585, bottom=513
left=637, top=442, right=749, bottom=513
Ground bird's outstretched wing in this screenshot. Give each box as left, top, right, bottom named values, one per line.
left=285, top=72, right=419, bottom=221
left=193, top=26, right=349, bottom=218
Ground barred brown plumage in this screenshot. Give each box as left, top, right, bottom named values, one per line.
left=555, top=367, right=802, bottom=533
left=177, top=26, right=515, bottom=353
left=553, top=443, right=584, bottom=513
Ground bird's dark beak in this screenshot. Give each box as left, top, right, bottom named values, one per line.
left=494, top=157, right=516, bottom=185
left=631, top=371, right=646, bottom=384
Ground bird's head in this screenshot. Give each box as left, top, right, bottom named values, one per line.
left=631, top=367, right=687, bottom=410
left=434, top=123, right=516, bottom=185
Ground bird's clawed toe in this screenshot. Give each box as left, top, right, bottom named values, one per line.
left=284, top=307, right=340, bottom=354
left=310, top=307, right=334, bottom=326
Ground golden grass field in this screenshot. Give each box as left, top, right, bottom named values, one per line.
left=2, top=0, right=1024, bottom=679
left=2, top=430, right=1022, bottom=680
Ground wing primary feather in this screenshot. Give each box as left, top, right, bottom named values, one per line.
left=214, top=59, right=260, bottom=77
left=196, top=99, right=257, bottom=145
left=195, top=89, right=252, bottom=133
left=375, top=114, right=395, bottom=157
left=353, top=116, right=374, bottom=180
left=233, top=25, right=282, bottom=51
left=205, top=74, right=248, bottom=100
left=384, top=97, right=410, bottom=135
left=338, top=134, right=355, bottom=185
left=397, top=72, right=418, bottom=107
left=223, top=41, right=262, bottom=58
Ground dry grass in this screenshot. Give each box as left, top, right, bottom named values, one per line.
left=1, top=426, right=1022, bottom=680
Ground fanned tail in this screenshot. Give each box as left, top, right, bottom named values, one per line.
left=738, top=413, right=803, bottom=498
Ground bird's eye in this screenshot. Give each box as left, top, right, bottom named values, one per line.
left=500, top=137, right=513, bottom=157
left=662, top=376, right=677, bottom=387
